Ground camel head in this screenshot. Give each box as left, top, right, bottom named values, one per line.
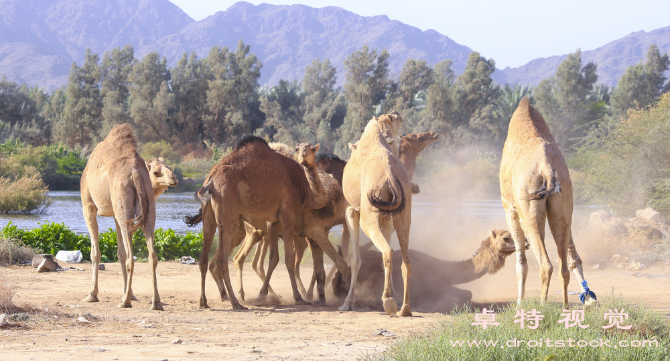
left=348, top=141, right=359, bottom=152
left=377, top=111, right=402, bottom=145
left=401, top=132, right=438, bottom=155
left=146, top=157, right=179, bottom=197
left=472, top=230, right=530, bottom=276
left=295, top=143, right=320, bottom=167
left=488, top=229, right=529, bottom=256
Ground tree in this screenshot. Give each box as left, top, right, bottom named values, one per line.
left=204, top=40, right=263, bottom=145
left=0, top=78, right=48, bottom=145
left=128, top=52, right=173, bottom=142
left=55, top=49, right=103, bottom=147
left=337, top=46, right=390, bottom=154
left=534, top=49, right=598, bottom=150
left=611, top=44, right=670, bottom=116
left=170, top=52, right=210, bottom=145
left=301, top=59, right=346, bottom=150
left=100, top=46, right=136, bottom=135
left=259, top=79, right=307, bottom=145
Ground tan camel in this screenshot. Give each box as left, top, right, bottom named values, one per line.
left=80, top=124, right=178, bottom=310
left=332, top=230, right=529, bottom=311
left=232, top=142, right=350, bottom=305
left=184, top=136, right=351, bottom=309
left=341, top=111, right=414, bottom=316
left=500, top=97, right=596, bottom=306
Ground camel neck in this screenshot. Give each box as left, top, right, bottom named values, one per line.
left=303, top=164, right=328, bottom=209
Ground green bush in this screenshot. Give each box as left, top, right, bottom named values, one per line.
left=1, top=221, right=203, bottom=262
left=141, top=141, right=180, bottom=164
left=0, top=175, right=50, bottom=213
left=368, top=296, right=670, bottom=361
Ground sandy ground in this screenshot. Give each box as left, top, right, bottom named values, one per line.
left=2, top=256, right=669, bottom=361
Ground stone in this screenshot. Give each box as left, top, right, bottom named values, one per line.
left=636, top=207, right=667, bottom=227
left=172, top=339, right=183, bottom=344
left=32, top=254, right=55, bottom=268
left=99, top=264, right=105, bottom=270
left=37, top=257, right=60, bottom=272
left=626, top=218, right=663, bottom=243
left=0, top=313, right=9, bottom=327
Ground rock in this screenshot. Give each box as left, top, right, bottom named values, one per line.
left=37, top=257, right=60, bottom=272
left=636, top=207, right=667, bottom=227
left=372, top=328, right=397, bottom=338
left=172, top=339, right=183, bottom=344
left=32, top=254, right=55, bottom=268
left=99, top=264, right=105, bottom=270
left=626, top=218, right=663, bottom=243
left=77, top=316, right=90, bottom=323
left=0, top=313, right=9, bottom=327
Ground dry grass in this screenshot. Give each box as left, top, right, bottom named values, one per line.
left=0, top=237, right=38, bottom=265
left=0, top=275, right=18, bottom=314
left=0, top=174, right=50, bottom=213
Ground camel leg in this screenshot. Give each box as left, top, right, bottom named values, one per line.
left=339, top=207, right=360, bottom=312
left=394, top=215, right=412, bottom=317
left=294, top=236, right=310, bottom=300
left=117, top=217, right=134, bottom=308
left=211, top=219, right=247, bottom=310
left=519, top=200, right=551, bottom=303
left=324, top=225, right=350, bottom=288
left=114, top=220, right=137, bottom=302
left=82, top=201, right=100, bottom=303
left=546, top=197, right=572, bottom=307
left=251, top=238, right=276, bottom=295
left=306, top=238, right=326, bottom=304
left=142, top=220, right=163, bottom=311
left=567, top=231, right=596, bottom=306
left=258, top=222, right=280, bottom=303
left=198, top=203, right=216, bottom=309
left=280, top=219, right=309, bottom=305
left=233, top=227, right=263, bottom=301
left=505, top=206, right=528, bottom=305
left=361, top=212, right=398, bottom=316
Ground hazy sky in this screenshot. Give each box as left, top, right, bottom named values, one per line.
left=168, top=0, right=670, bottom=69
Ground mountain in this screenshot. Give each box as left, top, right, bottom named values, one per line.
left=0, top=0, right=194, bottom=89
left=498, top=26, right=670, bottom=87
left=1, top=0, right=669, bottom=90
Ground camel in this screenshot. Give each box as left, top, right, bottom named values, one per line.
left=500, top=97, right=596, bottom=306
left=341, top=111, right=414, bottom=316
left=232, top=142, right=349, bottom=305
left=80, top=124, right=178, bottom=310
left=332, top=230, right=530, bottom=312
left=183, top=136, right=351, bottom=309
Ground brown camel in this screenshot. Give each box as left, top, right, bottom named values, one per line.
left=341, top=111, right=414, bottom=316
left=184, top=136, right=351, bottom=309
left=232, top=142, right=350, bottom=305
left=332, top=230, right=529, bottom=312
left=80, top=124, right=178, bottom=310
left=500, top=97, right=596, bottom=306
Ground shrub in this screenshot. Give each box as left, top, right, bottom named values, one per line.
left=0, top=175, right=50, bottom=213
left=0, top=237, right=38, bottom=265
left=366, top=296, right=670, bottom=361
left=141, top=141, right=180, bottom=164
left=0, top=275, right=18, bottom=313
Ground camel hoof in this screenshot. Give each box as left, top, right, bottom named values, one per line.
left=397, top=306, right=412, bottom=317
left=313, top=298, right=326, bottom=306
left=338, top=303, right=354, bottom=312
left=82, top=295, right=99, bottom=303
left=150, top=304, right=164, bottom=311
left=199, top=303, right=210, bottom=309
left=382, top=297, right=398, bottom=316
left=295, top=299, right=311, bottom=306
left=232, top=303, right=248, bottom=311
left=117, top=302, right=132, bottom=309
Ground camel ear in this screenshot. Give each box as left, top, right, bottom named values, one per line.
left=348, top=143, right=357, bottom=151
left=145, top=161, right=152, bottom=172
left=158, top=157, right=164, bottom=162
left=313, top=143, right=320, bottom=152
left=489, top=229, right=496, bottom=240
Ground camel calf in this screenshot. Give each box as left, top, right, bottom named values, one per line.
left=500, top=97, right=596, bottom=306
left=80, top=124, right=178, bottom=310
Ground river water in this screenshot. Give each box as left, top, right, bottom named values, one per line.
left=0, top=191, right=597, bottom=260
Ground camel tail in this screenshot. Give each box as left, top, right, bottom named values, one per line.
left=184, top=181, right=212, bottom=227
left=367, top=175, right=406, bottom=216
left=527, top=173, right=561, bottom=201
left=127, top=169, right=149, bottom=234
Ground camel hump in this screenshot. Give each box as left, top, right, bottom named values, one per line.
left=518, top=96, right=530, bottom=109
left=233, top=135, right=268, bottom=152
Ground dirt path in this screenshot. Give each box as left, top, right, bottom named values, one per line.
left=2, top=261, right=440, bottom=360
left=2, top=257, right=669, bottom=360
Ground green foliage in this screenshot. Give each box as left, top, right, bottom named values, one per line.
left=140, top=141, right=181, bottom=164
left=575, top=94, right=670, bottom=215
left=367, top=296, right=670, bottom=361
left=1, top=222, right=204, bottom=263
left=0, top=138, right=25, bottom=156
left=611, top=44, right=670, bottom=116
